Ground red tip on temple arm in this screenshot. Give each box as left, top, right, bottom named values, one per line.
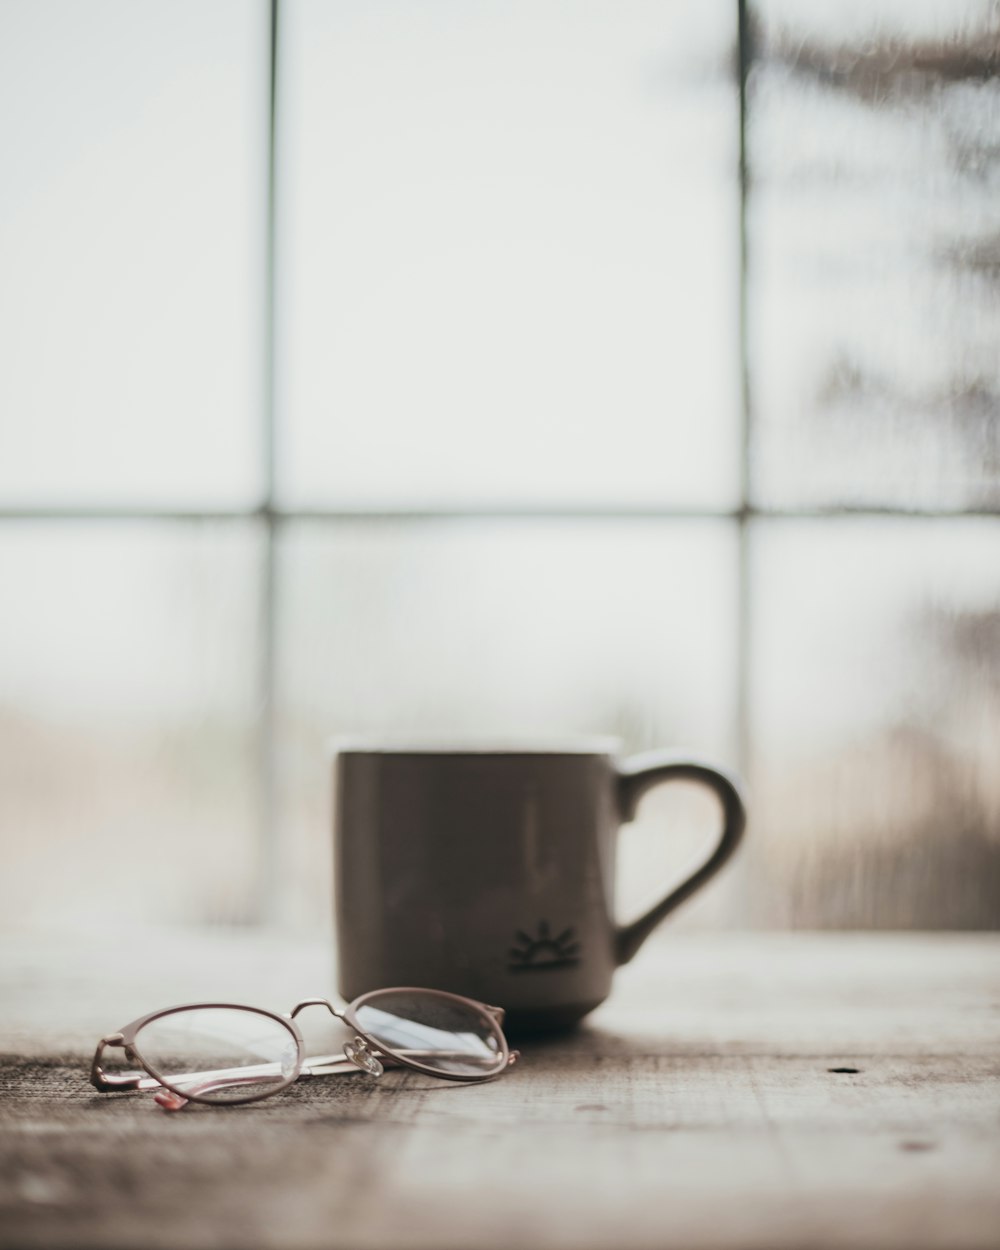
left=153, top=1089, right=189, bottom=1112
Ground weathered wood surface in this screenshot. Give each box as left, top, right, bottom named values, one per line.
left=0, top=932, right=998, bottom=1250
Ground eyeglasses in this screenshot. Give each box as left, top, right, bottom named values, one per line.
left=90, top=986, right=518, bottom=1111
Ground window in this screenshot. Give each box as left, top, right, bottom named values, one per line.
left=1, top=0, right=997, bottom=933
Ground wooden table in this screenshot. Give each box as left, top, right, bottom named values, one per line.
left=1, top=931, right=998, bottom=1250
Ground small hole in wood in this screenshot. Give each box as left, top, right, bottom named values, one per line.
left=827, top=1066, right=860, bottom=1074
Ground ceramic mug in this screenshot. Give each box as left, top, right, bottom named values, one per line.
left=333, top=739, right=745, bottom=1032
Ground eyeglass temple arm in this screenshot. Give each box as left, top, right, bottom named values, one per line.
left=91, top=1035, right=228, bottom=1093
left=93, top=1038, right=513, bottom=1102
left=91, top=1036, right=371, bottom=1094
left=151, top=1044, right=514, bottom=1111
left=122, top=1045, right=501, bottom=1089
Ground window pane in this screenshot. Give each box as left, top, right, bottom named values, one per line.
left=279, top=1, right=740, bottom=509
left=749, top=519, right=1000, bottom=927
left=0, top=523, right=262, bottom=926
left=749, top=0, right=1000, bottom=509
left=275, top=520, right=739, bottom=926
left=0, top=2, right=265, bottom=506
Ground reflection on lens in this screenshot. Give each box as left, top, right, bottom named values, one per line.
left=135, top=1007, right=300, bottom=1103
left=352, top=990, right=505, bottom=1078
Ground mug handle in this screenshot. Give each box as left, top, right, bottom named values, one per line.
left=614, top=751, right=747, bottom=965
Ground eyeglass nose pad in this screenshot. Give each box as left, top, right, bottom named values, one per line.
left=345, top=1037, right=384, bottom=1078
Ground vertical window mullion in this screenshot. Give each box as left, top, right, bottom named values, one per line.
left=257, top=0, right=281, bottom=922
left=734, top=0, right=755, bottom=924
left=736, top=0, right=753, bottom=778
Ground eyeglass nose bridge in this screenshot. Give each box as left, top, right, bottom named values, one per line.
left=287, top=997, right=346, bottom=1022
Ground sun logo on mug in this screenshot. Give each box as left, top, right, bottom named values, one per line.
left=507, top=921, right=581, bottom=972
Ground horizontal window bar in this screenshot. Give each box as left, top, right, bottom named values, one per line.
left=0, top=505, right=997, bottom=523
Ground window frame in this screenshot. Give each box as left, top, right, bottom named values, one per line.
left=1, top=0, right=995, bottom=923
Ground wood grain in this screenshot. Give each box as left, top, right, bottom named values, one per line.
left=1, top=932, right=998, bottom=1250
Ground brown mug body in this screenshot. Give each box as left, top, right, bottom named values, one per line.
left=333, top=740, right=745, bottom=1033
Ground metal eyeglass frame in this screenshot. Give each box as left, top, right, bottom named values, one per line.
left=90, top=986, right=518, bottom=1111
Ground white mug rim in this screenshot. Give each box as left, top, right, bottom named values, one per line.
left=328, top=734, right=622, bottom=756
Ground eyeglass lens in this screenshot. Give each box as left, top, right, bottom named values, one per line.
left=134, top=1007, right=300, bottom=1103
left=351, top=990, right=505, bottom=1078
